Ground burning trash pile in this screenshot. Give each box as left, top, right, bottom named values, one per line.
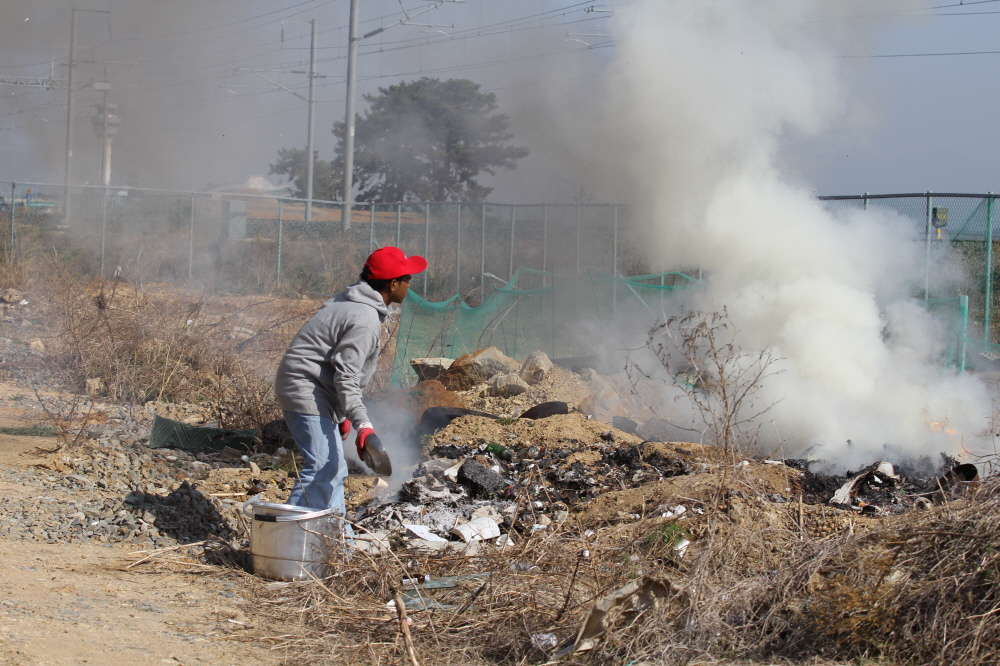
left=348, top=347, right=985, bottom=554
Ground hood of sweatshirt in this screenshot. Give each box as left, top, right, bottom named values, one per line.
left=344, top=281, right=390, bottom=320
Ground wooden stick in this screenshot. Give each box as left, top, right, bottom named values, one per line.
left=393, top=590, right=421, bottom=666
left=126, top=540, right=208, bottom=568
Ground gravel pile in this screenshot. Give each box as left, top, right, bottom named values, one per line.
left=0, top=446, right=247, bottom=549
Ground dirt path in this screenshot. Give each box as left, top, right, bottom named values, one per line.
left=0, top=389, right=281, bottom=666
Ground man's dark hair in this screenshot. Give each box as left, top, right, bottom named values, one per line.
left=360, top=266, right=410, bottom=292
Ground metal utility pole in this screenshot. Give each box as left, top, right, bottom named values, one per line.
left=63, top=7, right=77, bottom=225
left=342, top=0, right=360, bottom=232
left=340, top=0, right=457, bottom=232
left=304, top=18, right=317, bottom=222
left=62, top=7, right=111, bottom=226
left=90, top=81, right=118, bottom=187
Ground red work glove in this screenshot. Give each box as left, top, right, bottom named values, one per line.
left=356, top=422, right=374, bottom=459
left=338, top=418, right=351, bottom=441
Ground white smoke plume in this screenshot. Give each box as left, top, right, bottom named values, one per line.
left=605, top=0, right=991, bottom=470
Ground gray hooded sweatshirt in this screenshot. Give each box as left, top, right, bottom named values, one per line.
left=275, top=281, right=388, bottom=426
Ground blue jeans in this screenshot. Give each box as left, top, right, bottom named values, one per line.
left=283, top=411, right=348, bottom=517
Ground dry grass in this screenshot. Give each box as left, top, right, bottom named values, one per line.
left=236, top=472, right=1000, bottom=666
left=18, top=257, right=319, bottom=430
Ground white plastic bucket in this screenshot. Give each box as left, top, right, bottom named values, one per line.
left=244, top=499, right=343, bottom=581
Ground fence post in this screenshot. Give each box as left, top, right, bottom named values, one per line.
left=959, top=294, right=969, bottom=372
left=924, top=192, right=932, bottom=300
left=508, top=205, right=516, bottom=282
left=455, top=203, right=462, bottom=295
left=612, top=204, right=618, bottom=316
left=100, top=186, right=108, bottom=276
left=188, top=193, right=195, bottom=282
left=576, top=204, right=581, bottom=276
left=369, top=202, right=375, bottom=252
left=277, top=198, right=283, bottom=288
left=480, top=204, right=486, bottom=297
left=985, top=193, right=994, bottom=344
left=542, top=204, right=548, bottom=286
left=396, top=203, right=401, bottom=247
left=8, top=182, right=15, bottom=263
left=423, top=203, right=430, bottom=296
left=863, top=192, right=868, bottom=210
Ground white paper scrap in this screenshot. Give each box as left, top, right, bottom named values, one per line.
left=403, top=524, right=448, bottom=542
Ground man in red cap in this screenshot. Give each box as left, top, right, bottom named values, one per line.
left=275, top=246, right=427, bottom=518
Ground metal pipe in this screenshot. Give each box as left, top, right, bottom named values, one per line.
left=9, top=182, right=15, bottom=263
left=959, top=294, right=969, bottom=372
left=188, top=193, right=195, bottom=281
left=542, top=204, right=547, bottom=287
left=924, top=192, right=932, bottom=300
left=100, top=186, right=108, bottom=276
left=480, top=204, right=486, bottom=298
left=305, top=18, right=317, bottom=223
left=341, top=0, right=360, bottom=231
left=423, top=203, right=429, bottom=296
left=396, top=203, right=401, bottom=247
left=985, top=193, right=994, bottom=344
left=63, top=9, right=77, bottom=227
left=612, top=204, right=618, bottom=316
left=456, top=203, right=461, bottom=295
left=576, top=204, right=581, bottom=276
left=508, top=205, right=515, bottom=282
left=368, top=202, right=375, bottom=252
left=277, top=198, right=283, bottom=287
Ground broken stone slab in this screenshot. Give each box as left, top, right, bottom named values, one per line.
left=457, top=460, right=507, bottom=498
left=410, top=357, right=454, bottom=382
left=443, top=346, right=521, bottom=391
left=486, top=373, right=529, bottom=398
left=398, top=475, right=467, bottom=504
left=352, top=530, right=391, bottom=554
left=519, top=350, right=553, bottom=385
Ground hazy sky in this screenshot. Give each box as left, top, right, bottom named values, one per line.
left=0, top=0, right=996, bottom=200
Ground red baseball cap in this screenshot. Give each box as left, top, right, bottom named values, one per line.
left=364, top=246, right=428, bottom=280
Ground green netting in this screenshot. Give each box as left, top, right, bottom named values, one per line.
left=392, top=268, right=699, bottom=384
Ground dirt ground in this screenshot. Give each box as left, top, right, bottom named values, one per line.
left=0, top=384, right=281, bottom=666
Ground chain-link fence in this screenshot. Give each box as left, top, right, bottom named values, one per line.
left=821, top=193, right=1000, bottom=348
left=0, top=181, right=641, bottom=302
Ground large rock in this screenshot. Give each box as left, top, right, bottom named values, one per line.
left=410, top=380, right=464, bottom=411
left=410, top=357, right=453, bottom=383
left=486, top=373, right=529, bottom=398
left=579, top=384, right=625, bottom=424
left=519, top=350, right=553, bottom=385
left=443, top=346, right=520, bottom=391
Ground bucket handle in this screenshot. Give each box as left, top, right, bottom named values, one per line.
left=242, top=497, right=340, bottom=522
